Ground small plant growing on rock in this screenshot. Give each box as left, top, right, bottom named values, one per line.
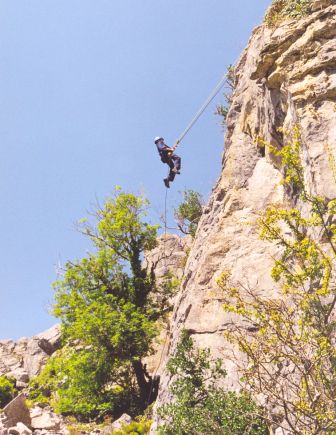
left=265, top=0, right=312, bottom=26
left=215, top=64, right=235, bottom=128
left=0, top=376, right=16, bottom=408
left=157, top=330, right=267, bottom=435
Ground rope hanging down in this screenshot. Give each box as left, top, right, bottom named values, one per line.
left=147, top=73, right=229, bottom=405
left=174, top=73, right=228, bottom=148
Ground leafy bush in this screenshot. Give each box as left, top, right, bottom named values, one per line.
left=0, top=376, right=16, bottom=408
left=157, top=331, right=267, bottom=435
left=265, top=0, right=312, bottom=26
left=30, top=346, right=142, bottom=419
left=174, top=190, right=203, bottom=237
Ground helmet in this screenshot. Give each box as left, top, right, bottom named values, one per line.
left=154, top=136, right=164, bottom=144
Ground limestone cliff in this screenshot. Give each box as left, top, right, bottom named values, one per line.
left=154, top=0, right=336, bottom=421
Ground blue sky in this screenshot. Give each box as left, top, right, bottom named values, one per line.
left=0, top=0, right=270, bottom=339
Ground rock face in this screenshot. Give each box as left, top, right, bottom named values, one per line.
left=144, top=234, right=191, bottom=375
left=154, top=0, right=336, bottom=428
left=0, top=325, right=61, bottom=389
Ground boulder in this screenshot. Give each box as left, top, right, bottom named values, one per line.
left=3, top=394, right=31, bottom=429
left=6, top=369, right=29, bottom=384
left=30, top=406, right=61, bottom=431
left=23, top=325, right=61, bottom=378
left=8, top=422, right=32, bottom=435
left=111, top=413, right=132, bottom=430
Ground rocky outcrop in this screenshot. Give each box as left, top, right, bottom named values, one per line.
left=154, top=0, right=336, bottom=429
left=0, top=325, right=61, bottom=390
left=0, top=397, right=65, bottom=435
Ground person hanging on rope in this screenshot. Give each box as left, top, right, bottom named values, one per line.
left=154, top=137, right=181, bottom=188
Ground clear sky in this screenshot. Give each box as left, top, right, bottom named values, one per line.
left=0, top=0, right=270, bottom=339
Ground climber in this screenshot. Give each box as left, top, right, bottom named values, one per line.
left=154, top=137, right=181, bottom=188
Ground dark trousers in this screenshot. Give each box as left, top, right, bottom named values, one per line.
left=161, top=154, right=181, bottom=182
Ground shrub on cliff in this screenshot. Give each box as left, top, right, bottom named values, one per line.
left=30, top=188, right=171, bottom=420
left=0, top=376, right=16, bottom=408
left=220, top=126, right=336, bottom=433
left=265, top=0, right=312, bottom=26
left=214, top=64, right=235, bottom=128
left=175, top=190, right=203, bottom=238
left=157, top=331, right=267, bottom=435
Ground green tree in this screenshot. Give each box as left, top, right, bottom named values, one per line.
left=0, top=376, right=16, bottom=408
left=219, top=127, right=336, bottom=433
left=31, top=189, right=168, bottom=419
left=174, top=190, right=203, bottom=238
left=157, top=330, right=267, bottom=435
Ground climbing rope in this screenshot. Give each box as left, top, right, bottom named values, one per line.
left=147, top=73, right=229, bottom=405
left=174, top=73, right=228, bottom=148
left=146, top=188, right=169, bottom=406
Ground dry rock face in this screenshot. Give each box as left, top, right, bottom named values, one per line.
left=153, top=0, right=336, bottom=429
left=0, top=325, right=61, bottom=390
left=144, top=234, right=191, bottom=375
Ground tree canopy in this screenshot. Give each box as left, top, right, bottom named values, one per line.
left=30, top=189, right=167, bottom=419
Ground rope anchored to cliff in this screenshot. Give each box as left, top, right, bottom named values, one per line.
left=154, top=72, right=228, bottom=189
left=173, top=73, right=228, bottom=149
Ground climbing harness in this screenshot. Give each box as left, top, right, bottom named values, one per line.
left=173, top=73, right=228, bottom=149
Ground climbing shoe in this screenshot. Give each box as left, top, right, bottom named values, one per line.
left=163, top=178, right=170, bottom=188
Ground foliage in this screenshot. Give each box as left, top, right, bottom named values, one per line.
left=30, top=189, right=166, bottom=420
left=174, top=190, right=203, bottom=237
left=65, top=420, right=105, bottom=435
left=157, top=331, right=267, bottom=435
left=265, top=0, right=312, bottom=26
left=215, top=65, right=235, bottom=128
left=0, top=376, right=16, bottom=408
left=30, top=346, right=142, bottom=418
left=114, top=417, right=152, bottom=434
left=220, top=126, right=336, bottom=433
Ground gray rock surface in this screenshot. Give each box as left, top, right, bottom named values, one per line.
left=153, top=0, right=336, bottom=431
left=110, top=413, right=132, bottom=430
left=30, top=406, right=61, bottom=431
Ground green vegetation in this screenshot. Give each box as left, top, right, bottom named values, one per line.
left=114, top=418, right=152, bottom=434
left=157, top=330, right=267, bottom=435
left=30, top=188, right=170, bottom=420
left=215, top=64, right=235, bottom=128
left=265, top=0, right=313, bottom=26
left=66, top=417, right=151, bottom=435
left=0, top=376, right=16, bottom=408
left=174, top=190, right=203, bottom=237
left=220, top=126, right=336, bottom=433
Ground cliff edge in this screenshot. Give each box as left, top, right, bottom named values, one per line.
left=154, top=0, right=336, bottom=424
